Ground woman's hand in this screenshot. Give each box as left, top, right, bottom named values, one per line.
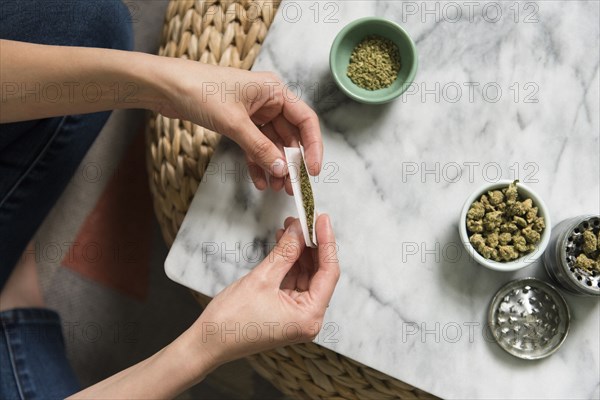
left=1, top=39, right=332, bottom=398
left=72, top=215, right=339, bottom=399
left=152, top=60, right=323, bottom=193
left=189, top=214, right=340, bottom=366
left=0, top=41, right=323, bottom=193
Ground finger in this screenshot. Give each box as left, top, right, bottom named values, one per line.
left=306, top=211, right=320, bottom=274
left=261, top=122, right=285, bottom=149
left=276, top=228, right=285, bottom=241
left=248, top=74, right=285, bottom=125
left=297, top=211, right=318, bottom=278
left=269, top=174, right=285, bottom=192
left=235, top=118, right=288, bottom=178
left=246, top=155, right=267, bottom=190
left=261, top=124, right=287, bottom=191
left=295, top=248, right=315, bottom=292
left=280, top=264, right=300, bottom=291
left=284, top=176, right=293, bottom=195
left=284, top=217, right=296, bottom=229
left=254, top=219, right=306, bottom=283
left=272, top=114, right=300, bottom=147
left=265, top=118, right=297, bottom=195
left=309, top=214, right=340, bottom=308
left=282, top=100, right=322, bottom=176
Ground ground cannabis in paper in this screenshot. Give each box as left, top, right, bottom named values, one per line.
left=299, top=161, right=314, bottom=238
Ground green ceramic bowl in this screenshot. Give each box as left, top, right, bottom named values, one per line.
left=329, top=17, right=418, bottom=104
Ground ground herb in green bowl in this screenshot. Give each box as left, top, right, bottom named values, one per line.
left=347, top=35, right=401, bottom=91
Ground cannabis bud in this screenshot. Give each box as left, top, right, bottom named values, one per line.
left=466, top=181, right=545, bottom=262
left=574, top=230, right=600, bottom=273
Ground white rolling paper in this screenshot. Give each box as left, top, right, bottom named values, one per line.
left=283, top=145, right=317, bottom=247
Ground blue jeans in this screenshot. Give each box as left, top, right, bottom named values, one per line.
left=0, top=309, right=80, bottom=399
left=0, top=0, right=133, bottom=398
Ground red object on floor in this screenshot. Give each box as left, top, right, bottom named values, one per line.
left=62, top=131, right=153, bottom=301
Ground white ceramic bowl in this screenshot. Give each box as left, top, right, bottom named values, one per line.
left=459, top=180, right=552, bottom=271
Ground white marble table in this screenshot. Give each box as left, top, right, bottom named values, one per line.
left=165, top=1, right=600, bottom=398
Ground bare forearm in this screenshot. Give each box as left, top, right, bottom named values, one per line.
left=70, top=330, right=218, bottom=399
left=0, top=39, right=164, bottom=122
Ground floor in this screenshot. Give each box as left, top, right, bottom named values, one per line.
left=32, top=1, right=287, bottom=398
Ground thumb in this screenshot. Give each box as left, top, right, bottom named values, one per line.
left=254, top=220, right=305, bottom=283
left=235, top=119, right=287, bottom=178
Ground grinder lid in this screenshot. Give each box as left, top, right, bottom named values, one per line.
left=488, top=277, right=570, bottom=360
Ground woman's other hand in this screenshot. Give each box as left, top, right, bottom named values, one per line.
left=188, top=214, right=339, bottom=366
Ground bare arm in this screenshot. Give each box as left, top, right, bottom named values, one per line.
left=0, top=40, right=161, bottom=122
left=1, top=41, right=337, bottom=397
left=69, top=329, right=216, bottom=399
left=0, top=39, right=323, bottom=189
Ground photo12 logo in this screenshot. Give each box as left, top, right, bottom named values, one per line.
left=400, top=81, right=539, bottom=104
left=400, top=161, right=539, bottom=184
left=399, top=1, right=540, bottom=24
left=1, top=81, right=139, bottom=104
left=200, top=321, right=340, bottom=344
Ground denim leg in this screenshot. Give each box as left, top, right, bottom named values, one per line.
left=0, top=309, right=80, bottom=399
left=0, top=0, right=134, bottom=286
left=0, top=0, right=134, bottom=48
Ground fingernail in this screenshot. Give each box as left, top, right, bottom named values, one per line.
left=309, top=161, right=321, bottom=176
left=271, top=158, right=287, bottom=177
left=287, top=220, right=302, bottom=238
left=323, top=214, right=331, bottom=229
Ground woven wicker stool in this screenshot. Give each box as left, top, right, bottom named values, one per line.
left=146, top=1, right=435, bottom=398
